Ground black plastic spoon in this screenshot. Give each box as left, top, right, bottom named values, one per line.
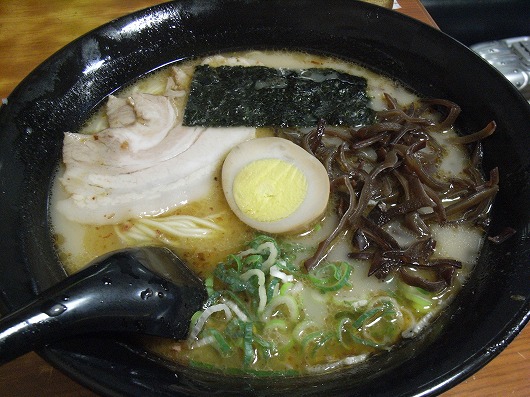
left=0, top=246, right=207, bottom=365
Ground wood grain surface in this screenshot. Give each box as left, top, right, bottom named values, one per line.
left=0, top=1, right=528, bottom=396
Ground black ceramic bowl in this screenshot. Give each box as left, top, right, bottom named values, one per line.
left=0, top=1, right=529, bottom=396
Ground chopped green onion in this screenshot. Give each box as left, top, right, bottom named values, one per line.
left=243, top=254, right=264, bottom=269
left=222, top=290, right=254, bottom=320
left=223, top=299, right=249, bottom=321
left=280, top=282, right=294, bottom=296
left=224, top=318, right=245, bottom=339
left=240, top=268, right=267, bottom=312
left=190, top=310, right=203, bottom=329
left=337, top=317, right=384, bottom=349
left=187, top=233, right=405, bottom=370
left=259, top=241, right=279, bottom=272
left=205, top=329, right=233, bottom=357
left=337, top=317, right=352, bottom=346
left=205, top=276, right=214, bottom=296
left=263, top=319, right=288, bottom=330
left=188, top=303, right=232, bottom=340
left=248, top=234, right=278, bottom=249
left=274, top=258, right=300, bottom=275
left=292, top=320, right=318, bottom=343
left=204, top=291, right=222, bottom=309
left=226, top=254, right=243, bottom=272
left=266, top=277, right=281, bottom=301
left=399, top=282, right=434, bottom=313
left=301, top=330, right=327, bottom=349
left=270, top=264, right=294, bottom=283
left=262, top=319, right=294, bottom=353
left=261, top=295, right=299, bottom=322
left=348, top=332, right=383, bottom=349
left=353, top=307, right=385, bottom=328
left=308, top=262, right=352, bottom=292
left=301, top=331, right=334, bottom=357
left=214, top=263, right=255, bottom=293
left=253, top=333, right=274, bottom=359
left=243, top=322, right=255, bottom=367
left=311, top=332, right=334, bottom=357
left=334, top=311, right=357, bottom=321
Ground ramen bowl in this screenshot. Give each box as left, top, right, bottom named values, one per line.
left=0, top=1, right=529, bottom=396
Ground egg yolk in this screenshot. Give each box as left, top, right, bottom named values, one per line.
left=232, top=158, right=308, bottom=222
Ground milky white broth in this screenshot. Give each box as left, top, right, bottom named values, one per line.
left=50, top=51, right=485, bottom=374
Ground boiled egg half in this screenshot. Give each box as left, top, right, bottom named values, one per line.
left=222, top=137, right=330, bottom=234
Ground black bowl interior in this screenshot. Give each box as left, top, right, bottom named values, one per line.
left=0, top=1, right=529, bottom=396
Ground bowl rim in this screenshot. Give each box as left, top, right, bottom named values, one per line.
left=0, top=1, right=529, bottom=396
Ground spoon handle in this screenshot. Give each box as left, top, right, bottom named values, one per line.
left=0, top=249, right=204, bottom=365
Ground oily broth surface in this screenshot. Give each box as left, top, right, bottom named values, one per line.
left=50, top=51, right=484, bottom=373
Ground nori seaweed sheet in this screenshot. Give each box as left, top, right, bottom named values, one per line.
left=183, top=65, right=374, bottom=127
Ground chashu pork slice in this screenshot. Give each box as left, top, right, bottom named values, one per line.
left=58, top=92, right=256, bottom=225
left=103, top=93, right=177, bottom=153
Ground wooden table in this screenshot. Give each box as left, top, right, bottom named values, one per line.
left=0, top=1, right=527, bottom=396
